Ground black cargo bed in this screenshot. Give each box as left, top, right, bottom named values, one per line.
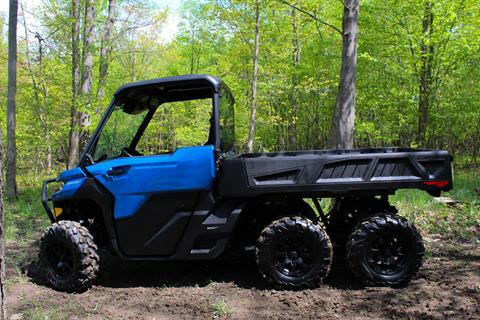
left=218, top=148, right=453, bottom=198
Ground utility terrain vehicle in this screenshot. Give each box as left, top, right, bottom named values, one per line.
left=40, top=75, right=453, bottom=292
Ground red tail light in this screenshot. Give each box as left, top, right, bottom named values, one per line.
left=423, top=180, right=449, bottom=187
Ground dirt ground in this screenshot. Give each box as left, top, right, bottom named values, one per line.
left=5, top=237, right=480, bottom=320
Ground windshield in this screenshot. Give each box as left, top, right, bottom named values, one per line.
left=90, top=98, right=215, bottom=162
left=88, top=84, right=235, bottom=163
left=92, top=104, right=148, bottom=162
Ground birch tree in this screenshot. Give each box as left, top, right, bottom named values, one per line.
left=81, top=0, right=95, bottom=97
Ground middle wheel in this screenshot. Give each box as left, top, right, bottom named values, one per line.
left=255, top=216, right=333, bottom=289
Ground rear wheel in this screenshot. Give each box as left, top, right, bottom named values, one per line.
left=326, top=197, right=398, bottom=262
left=346, top=213, right=424, bottom=286
left=255, top=216, right=332, bottom=289
left=39, top=220, right=99, bottom=292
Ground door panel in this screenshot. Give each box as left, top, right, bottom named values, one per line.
left=114, top=192, right=198, bottom=256
left=86, top=145, right=216, bottom=256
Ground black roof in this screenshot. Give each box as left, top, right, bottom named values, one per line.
left=114, top=74, right=225, bottom=96
left=113, top=74, right=230, bottom=114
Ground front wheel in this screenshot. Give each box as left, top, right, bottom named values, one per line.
left=39, top=220, right=100, bottom=292
left=346, top=213, right=424, bottom=286
left=255, top=216, right=332, bottom=289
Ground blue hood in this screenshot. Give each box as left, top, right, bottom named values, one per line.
left=57, top=167, right=87, bottom=182
left=52, top=167, right=87, bottom=201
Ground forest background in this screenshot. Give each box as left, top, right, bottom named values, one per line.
left=1, top=0, right=479, bottom=239
left=0, top=1, right=479, bottom=318
left=1, top=0, right=480, bottom=176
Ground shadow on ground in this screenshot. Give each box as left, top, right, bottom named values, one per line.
left=10, top=240, right=480, bottom=319
left=24, top=248, right=364, bottom=291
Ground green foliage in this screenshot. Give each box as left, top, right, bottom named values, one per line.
left=4, top=174, right=52, bottom=243
left=211, top=299, right=234, bottom=317
left=0, top=0, right=479, bottom=208
left=1, top=0, right=478, bottom=169
left=4, top=168, right=478, bottom=246
left=139, top=99, right=212, bottom=153
left=18, top=300, right=86, bottom=320
left=392, top=169, right=480, bottom=241
left=1, top=0, right=478, bottom=172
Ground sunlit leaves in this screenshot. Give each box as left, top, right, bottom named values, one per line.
left=1, top=0, right=479, bottom=173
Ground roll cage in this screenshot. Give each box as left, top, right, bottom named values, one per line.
left=79, top=74, right=235, bottom=167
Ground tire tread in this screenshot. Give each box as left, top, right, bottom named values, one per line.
left=255, top=216, right=332, bottom=289
left=346, top=213, right=424, bottom=286
left=39, top=220, right=99, bottom=292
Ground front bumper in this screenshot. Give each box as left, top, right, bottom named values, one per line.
left=41, top=178, right=57, bottom=223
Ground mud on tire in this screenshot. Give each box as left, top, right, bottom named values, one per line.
left=39, top=220, right=100, bottom=292
left=255, top=216, right=332, bottom=289
left=346, top=213, right=424, bottom=286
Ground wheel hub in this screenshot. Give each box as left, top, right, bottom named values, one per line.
left=368, top=234, right=409, bottom=275
left=274, top=234, right=313, bottom=277
left=47, top=242, right=74, bottom=279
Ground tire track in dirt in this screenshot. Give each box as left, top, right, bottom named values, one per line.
left=5, top=239, right=480, bottom=319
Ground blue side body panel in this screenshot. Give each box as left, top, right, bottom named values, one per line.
left=52, top=168, right=87, bottom=201
left=86, top=145, right=216, bottom=219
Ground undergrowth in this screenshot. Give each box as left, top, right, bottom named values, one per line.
left=392, top=169, right=479, bottom=242
left=4, top=168, right=479, bottom=245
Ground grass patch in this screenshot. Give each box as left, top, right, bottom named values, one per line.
left=3, top=168, right=479, bottom=249
left=5, top=272, right=27, bottom=291
left=391, top=169, right=479, bottom=241
left=211, top=299, right=233, bottom=318
left=5, top=174, right=53, bottom=243
left=19, top=300, right=87, bottom=320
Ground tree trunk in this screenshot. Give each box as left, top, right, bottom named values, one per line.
left=37, top=39, right=53, bottom=171
left=82, top=0, right=95, bottom=96
left=96, top=0, right=117, bottom=106
left=288, top=6, right=300, bottom=150
left=78, top=0, right=95, bottom=154
left=6, top=0, right=18, bottom=199
left=21, top=5, right=41, bottom=114
left=247, top=0, right=261, bottom=153
left=330, top=0, right=359, bottom=149
left=21, top=4, right=52, bottom=172
left=417, top=1, right=434, bottom=145
left=0, top=124, right=5, bottom=320
left=67, top=0, right=81, bottom=169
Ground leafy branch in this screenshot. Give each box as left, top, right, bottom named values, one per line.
left=278, top=0, right=342, bottom=35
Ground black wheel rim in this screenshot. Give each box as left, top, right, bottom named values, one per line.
left=46, top=241, right=74, bottom=280
left=274, top=233, right=314, bottom=278
left=367, top=234, right=409, bottom=275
